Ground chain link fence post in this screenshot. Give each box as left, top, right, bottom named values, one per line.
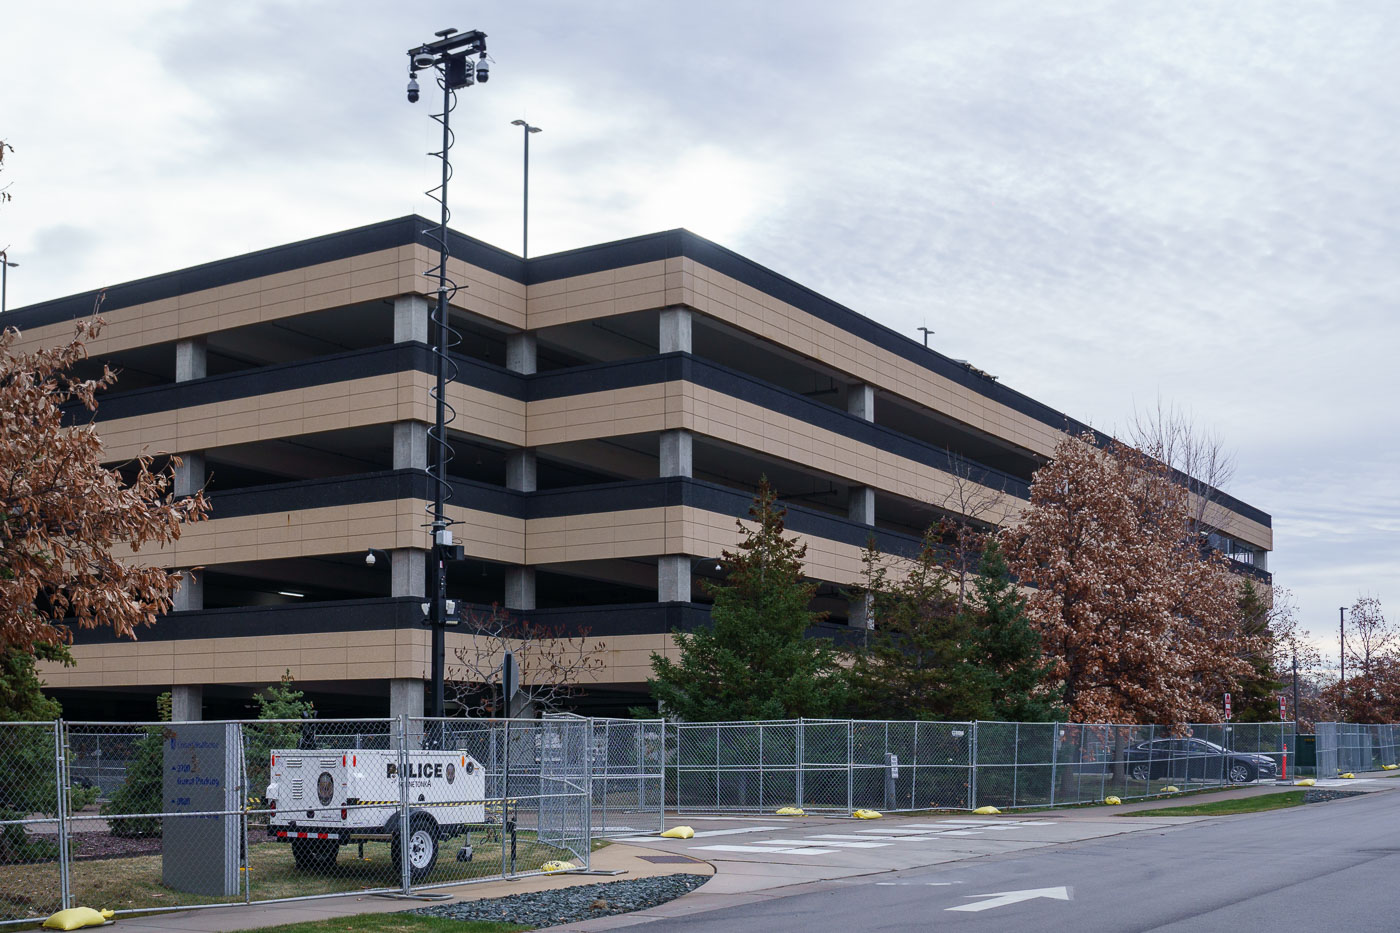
left=396, top=714, right=411, bottom=895
left=53, top=721, right=72, bottom=910
left=237, top=723, right=251, bottom=904
left=968, top=722, right=978, bottom=811
left=584, top=718, right=595, bottom=870
left=800, top=714, right=812, bottom=812
left=846, top=720, right=854, bottom=815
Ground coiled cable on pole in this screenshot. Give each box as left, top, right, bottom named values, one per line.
left=423, top=76, right=461, bottom=533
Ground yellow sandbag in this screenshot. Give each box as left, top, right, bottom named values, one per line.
left=1384, top=764, right=1398, bottom=771
left=1295, top=778, right=1316, bottom=786
left=775, top=807, right=805, bottom=816
left=1162, top=786, right=1180, bottom=793
left=973, top=806, right=1000, bottom=815
left=1103, top=796, right=1122, bottom=805
left=43, top=908, right=112, bottom=930
left=1340, top=772, right=1355, bottom=779
left=853, top=809, right=882, bottom=819
left=659, top=825, right=695, bottom=839
left=541, top=860, right=575, bottom=873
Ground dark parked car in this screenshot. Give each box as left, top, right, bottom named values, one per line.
left=1125, top=738, right=1278, bottom=784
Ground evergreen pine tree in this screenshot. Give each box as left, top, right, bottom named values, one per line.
left=846, top=528, right=978, bottom=720
left=246, top=671, right=317, bottom=795
left=101, top=691, right=172, bottom=838
left=1233, top=581, right=1285, bottom=722
left=642, top=478, right=847, bottom=721
left=959, top=538, right=1064, bottom=721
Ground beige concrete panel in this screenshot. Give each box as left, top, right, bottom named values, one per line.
left=13, top=248, right=417, bottom=358
left=516, top=251, right=1273, bottom=548
left=96, top=375, right=434, bottom=461
left=444, top=382, right=527, bottom=446
left=41, top=629, right=680, bottom=689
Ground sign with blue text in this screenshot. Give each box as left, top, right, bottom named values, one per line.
left=162, top=722, right=242, bottom=895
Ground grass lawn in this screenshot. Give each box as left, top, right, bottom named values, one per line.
left=0, top=830, right=574, bottom=917
left=1121, top=790, right=1307, bottom=817
left=232, top=913, right=530, bottom=933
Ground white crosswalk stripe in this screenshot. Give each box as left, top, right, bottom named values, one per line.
left=694, top=844, right=838, bottom=855
left=752, top=839, right=891, bottom=849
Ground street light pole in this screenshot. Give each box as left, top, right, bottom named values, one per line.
left=404, top=27, right=490, bottom=722
left=1339, top=605, right=1347, bottom=693
left=1292, top=648, right=1300, bottom=726
left=0, top=251, right=16, bottom=314
left=510, top=120, right=541, bottom=258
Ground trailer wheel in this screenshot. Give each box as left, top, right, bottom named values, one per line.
left=291, top=837, right=339, bottom=872
left=392, top=814, right=440, bottom=882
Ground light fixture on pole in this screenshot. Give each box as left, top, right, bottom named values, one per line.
left=510, top=120, right=541, bottom=258
left=0, top=251, right=16, bottom=315
left=401, top=26, right=491, bottom=724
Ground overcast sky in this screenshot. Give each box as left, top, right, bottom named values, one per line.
left=3, top=1, right=1396, bottom=662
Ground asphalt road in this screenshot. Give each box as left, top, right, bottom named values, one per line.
left=638, top=791, right=1400, bottom=932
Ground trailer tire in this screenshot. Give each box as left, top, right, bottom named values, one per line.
left=291, top=837, right=339, bottom=873
left=392, top=814, right=440, bottom=883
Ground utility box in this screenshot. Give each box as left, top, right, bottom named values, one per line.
left=1295, top=734, right=1317, bottom=772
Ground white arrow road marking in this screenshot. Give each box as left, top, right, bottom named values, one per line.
left=946, top=887, right=1072, bottom=912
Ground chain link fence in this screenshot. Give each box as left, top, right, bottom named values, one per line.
left=1314, top=722, right=1400, bottom=777
left=668, top=719, right=1295, bottom=814
left=0, top=717, right=592, bottom=928
left=0, top=714, right=1303, bottom=926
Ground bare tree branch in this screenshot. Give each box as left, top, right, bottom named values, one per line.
left=445, top=604, right=606, bottom=718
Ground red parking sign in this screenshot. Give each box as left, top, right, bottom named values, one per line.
left=1224, top=693, right=1232, bottom=721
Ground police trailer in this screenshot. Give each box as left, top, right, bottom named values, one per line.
left=265, top=748, right=487, bottom=880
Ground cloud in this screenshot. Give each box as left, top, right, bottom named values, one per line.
left=2, top=0, right=1397, bottom=630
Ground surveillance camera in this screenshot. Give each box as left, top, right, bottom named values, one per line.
left=407, top=75, right=420, bottom=103
left=365, top=551, right=377, bottom=566
left=475, top=58, right=489, bottom=83
left=413, top=49, right=436, bottom=69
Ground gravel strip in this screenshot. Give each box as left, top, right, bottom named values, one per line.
left=411, top=873, right=708, bottom=928
left=1304, top=789, right=1368, bottom=803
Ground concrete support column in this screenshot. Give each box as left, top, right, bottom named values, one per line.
left=658, top=555, right=691, bottom=603
left=394, top=295, right=430, bottom=345
left=848, top=383, right=875, bottom=421
left=505, top=567, right=536, bottom=611
left=660, top=429, right=693, bottom=478
left=659, top=306, right=693, bottom=354
left=174, top=452, right=206, bottom=497
left=848, top=486, right=875, bottom=525
left=171, top=569, right=203, bottom=612
left=507, top=450, right=537, bottom=492
left=392, top=549, right=427, bottom=598
left=171, top=685, right=203, bottom=722
left=502, top=330, right=537, bottom=613
left=393, top=421, right=428, bottom=471
left=506, top=333, right=537, bottom=375
left=175, top=337, right=206, bottom=383
left=389, top=678, right=425, bottom=720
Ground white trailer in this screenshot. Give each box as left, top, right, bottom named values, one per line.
left=265, top=748, right=486, bottom=880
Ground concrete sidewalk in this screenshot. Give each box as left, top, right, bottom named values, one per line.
left=105, top=843, right=712, bottom=933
